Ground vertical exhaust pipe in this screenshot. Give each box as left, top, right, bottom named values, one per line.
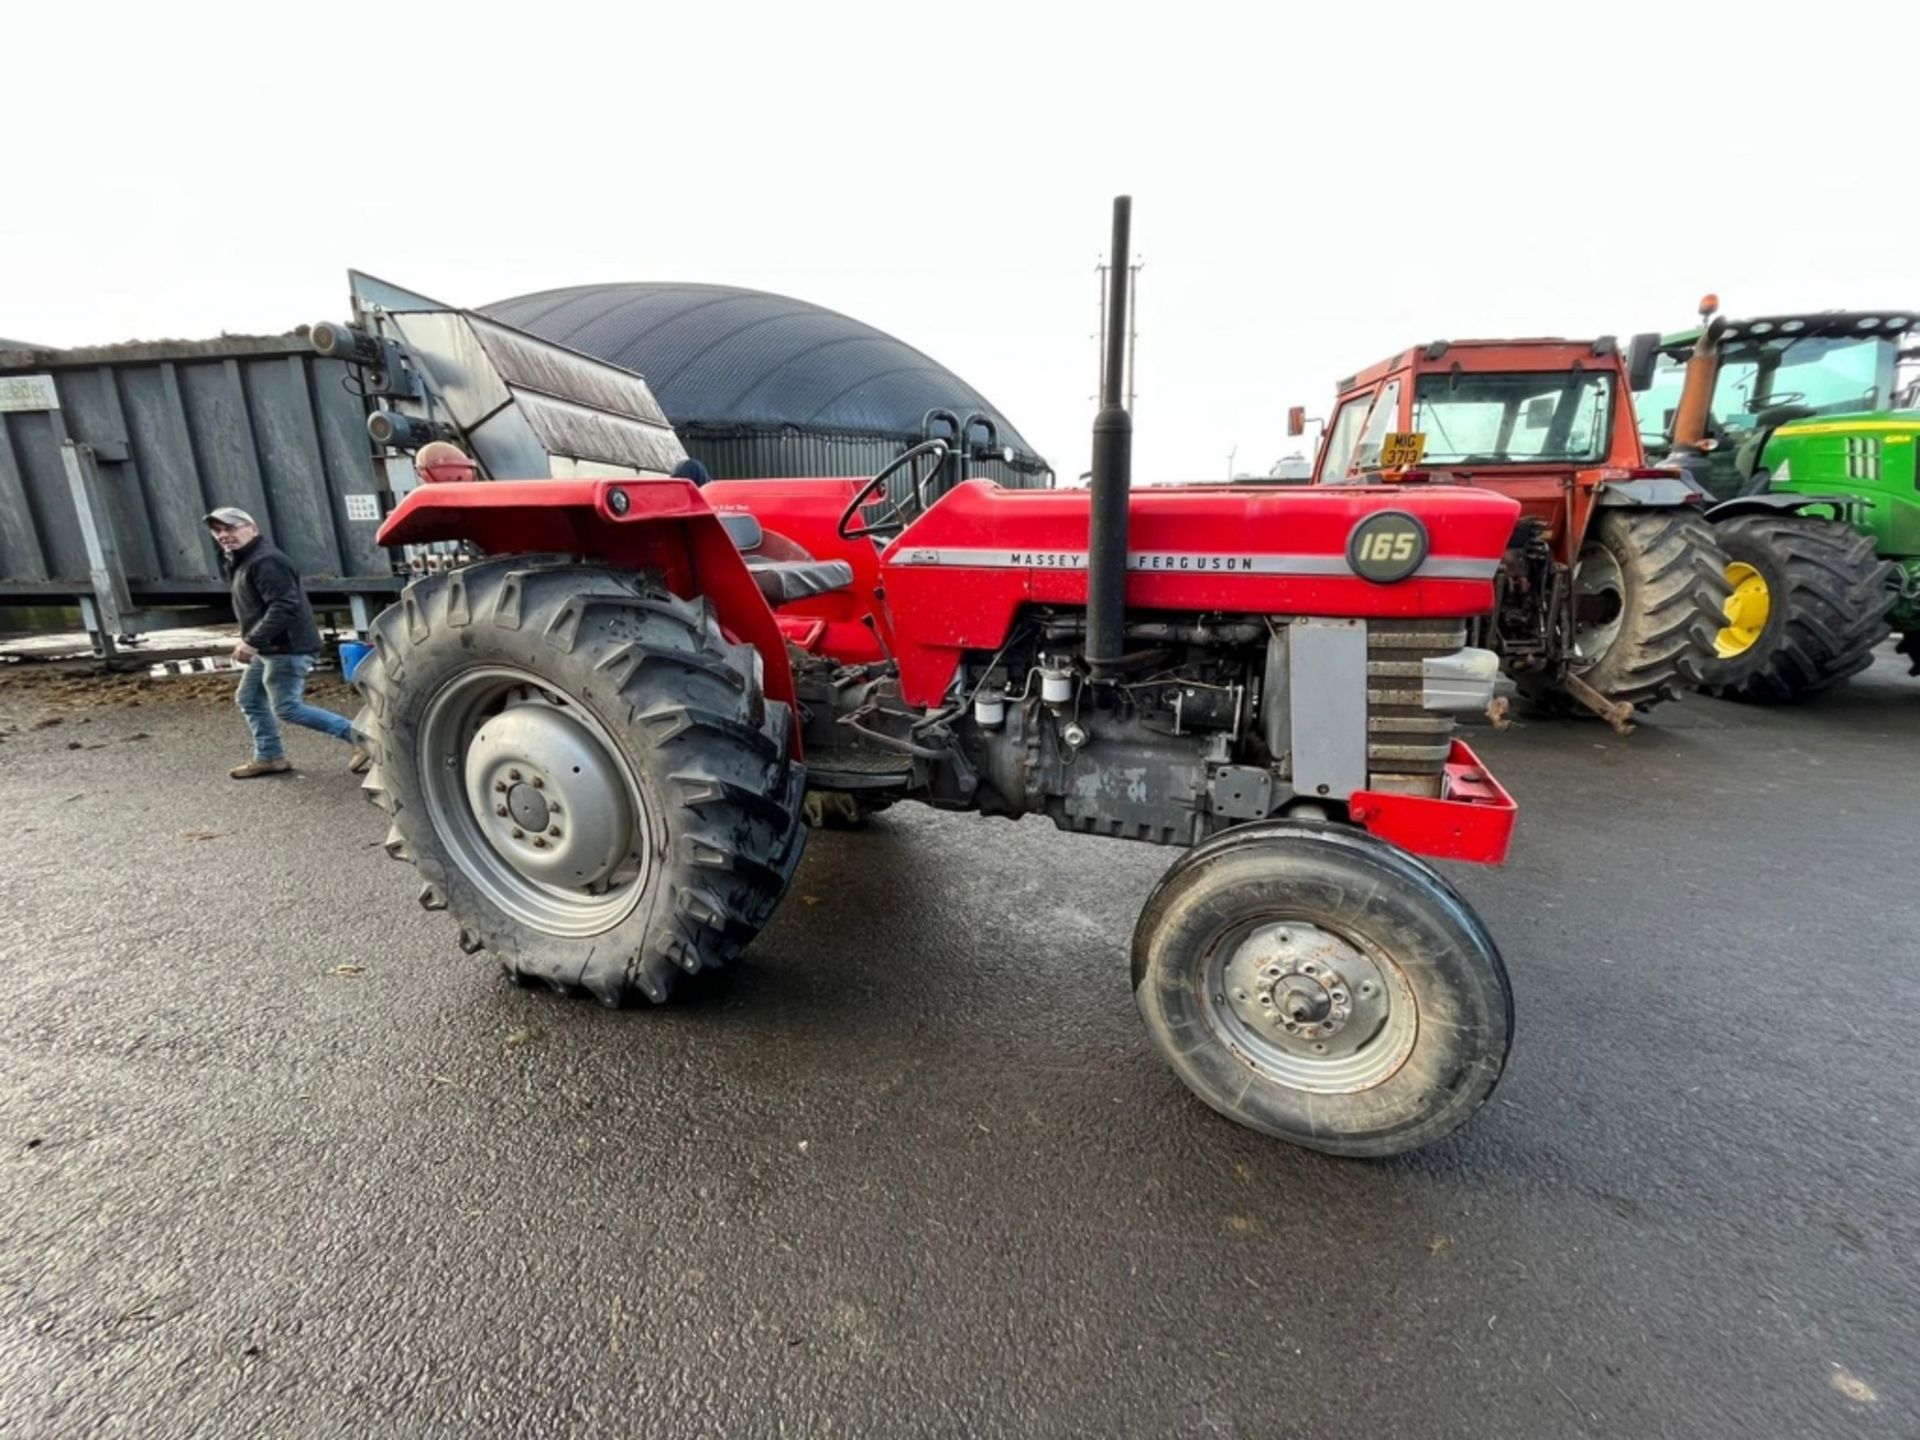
left=1086, top=195, right=1133, bottom=680
left=1671, top=302, right=1727, bottom=452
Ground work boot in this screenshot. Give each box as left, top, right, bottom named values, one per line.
left=348, top=748, right=372, bottom=775
left=229, top=758, right=292, bottom=780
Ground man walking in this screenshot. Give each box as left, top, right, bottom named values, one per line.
left=204, top=506, right=367, bottom=779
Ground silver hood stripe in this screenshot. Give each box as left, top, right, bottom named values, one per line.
left=886, top=547, right=1499, bottom=580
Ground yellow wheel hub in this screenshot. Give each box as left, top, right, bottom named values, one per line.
left=1716, top=561, right=1770, bottom=658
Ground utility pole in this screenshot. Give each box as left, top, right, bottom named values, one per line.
left=1227, top=445, right=1238, bottom=481
left=1094, top=255, right=1142, bottom=412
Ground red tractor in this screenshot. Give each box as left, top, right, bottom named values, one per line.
left=349, top=201, right=1524, bottom=1156
left=1294, top=336, right=1728, bottom=728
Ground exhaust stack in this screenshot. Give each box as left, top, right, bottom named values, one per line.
left=1085, top=196, right=1133, bottom=680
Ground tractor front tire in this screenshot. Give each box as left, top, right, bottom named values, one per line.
left=353, top=558, right=807, bottom=1006
left=1565, top=509, right=1729, bottom=710
left=1694, top=515, right=1894, bottom=702
left=1132, top=822, right=1511, bottom=1158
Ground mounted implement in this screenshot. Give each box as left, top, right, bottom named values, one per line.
left=338, top=200, right=1524, bottom=1157
left=1630, top=300, right=1907, bottom=699
left=1297, top=337, right=1728, bottom=729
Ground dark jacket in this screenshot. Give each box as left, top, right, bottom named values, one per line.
left=226, top=536, right=323, bottom=656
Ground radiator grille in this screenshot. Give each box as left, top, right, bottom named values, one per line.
left=1365, top=620, right=1467, bottom=794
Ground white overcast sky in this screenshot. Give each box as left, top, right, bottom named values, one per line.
left=7, top=2, right=1913, bottom=485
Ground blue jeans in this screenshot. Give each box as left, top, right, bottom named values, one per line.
left=236, top=654, right=354, bottom=762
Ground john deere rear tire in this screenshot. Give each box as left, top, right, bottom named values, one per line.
left=352, top=558, right=807, bottom=1006
left=1133, top=822, right=1511, bottom=1158
left=1694, top=515, right=1894, bottom=702
left=1565, top=509, right=1729, bottom=710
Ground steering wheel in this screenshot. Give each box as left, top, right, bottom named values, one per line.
left=838, top=440, right=951, bottom=541
left=1746, top=390, right=1805, bottom=413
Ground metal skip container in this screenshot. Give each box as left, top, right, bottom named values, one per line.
left=0, top=337, right=397, bottom=651
left=0, top=274, right=685, bottom=655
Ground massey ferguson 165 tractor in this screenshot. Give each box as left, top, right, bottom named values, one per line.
left=1295, top=337, right=1728, bottom=729
left=342, top=201, right=1524, bottom=1157
left=1631, top=300, right=1906, bottom=700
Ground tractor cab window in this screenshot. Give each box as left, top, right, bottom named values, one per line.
left=1411, top=371, right=1614, bottom=464
left=1711, top=334, right=1894, bottom=429
left=1349, top=381, right=1403, bottom=471
left=1317, top=393, right=1375, bottom=481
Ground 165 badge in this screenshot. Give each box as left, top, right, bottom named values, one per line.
left=1346, top=511, right=1429, bottom=583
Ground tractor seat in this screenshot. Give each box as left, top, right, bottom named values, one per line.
left=744, top=557, right=856, bottom=606
left=716, top=511, right=856, bottom=606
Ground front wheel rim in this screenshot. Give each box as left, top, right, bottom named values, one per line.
left=1199, top=920, right=1417, bottom=1093
left=418, top=666, right=654, bottom=938
left=1715, top=561, right=1770, bottom=657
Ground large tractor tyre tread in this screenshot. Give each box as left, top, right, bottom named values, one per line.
left=1696, top=515, right=1895, bottom=703
left=1572, top=509, right=1729, bottom=711
left=352, top=557, right=807, bottom=1007
left=1133, top=823, right=1512, bottom=1158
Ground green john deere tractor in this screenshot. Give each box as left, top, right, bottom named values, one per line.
left=1630, top=301, right=1915, bottom=700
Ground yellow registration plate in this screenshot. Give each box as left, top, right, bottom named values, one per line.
left=1379, top=432, right=1427, bottom=468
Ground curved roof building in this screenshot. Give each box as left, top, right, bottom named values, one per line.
left=482, top=284, right=1050, bottom=487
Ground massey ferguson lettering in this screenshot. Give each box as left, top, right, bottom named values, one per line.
left=917, top=550, right=1267, bottom=571
left=1127, top=553, right=1258, bottom=572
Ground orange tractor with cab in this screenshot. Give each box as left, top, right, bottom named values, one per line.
left=1293, top=336, right=1727, bottom=727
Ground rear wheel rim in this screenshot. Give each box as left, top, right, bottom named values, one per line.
left=1715, top=561, right=1770, bottom=657
left=418, top=666, right=653, bottom=937
left=1199, top=920, right=1417, bottom=1093
left=1570, top=545, right=1627, bottom=663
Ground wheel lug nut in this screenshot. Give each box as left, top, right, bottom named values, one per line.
left=495, top=805, right=508, bottom=817
left=509, top=769, right=523, bottom=782
left=493, top=781, right=508, bottom=794
left=533, top=836, right=547, bottom=848
left=512, top=827, right=525, bottom=839
left=532, top=777, right=544, bottom=789
left=549, top=827, right=562, bottom=839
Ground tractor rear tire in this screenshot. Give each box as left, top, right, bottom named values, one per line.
left=1566, top=509, right=1729, bottom=710
left=1132, top=822, right=1511, bottom=1158
left=352, top=558, right=808, bottom=1006
left=1694, top=515, right=1894, bottom=702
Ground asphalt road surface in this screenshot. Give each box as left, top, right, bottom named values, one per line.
left=1, top=658, right=1916, bottom=1438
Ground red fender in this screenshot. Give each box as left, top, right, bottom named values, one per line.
left=377, top=479, right=800, bottom=756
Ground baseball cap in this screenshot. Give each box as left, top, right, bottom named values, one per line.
left=204, top=506, right=256, bottom=528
